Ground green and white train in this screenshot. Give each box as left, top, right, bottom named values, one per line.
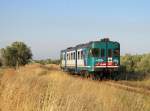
left=60, top=38, right=120, bottom=78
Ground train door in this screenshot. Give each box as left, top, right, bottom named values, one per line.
left=106, top=42, right=113, bottom=67
left=97, top=40, right=112, bottom=67
left=61, top=52, right=66, bottom=68
left=77, top=49, right=84, bottom=67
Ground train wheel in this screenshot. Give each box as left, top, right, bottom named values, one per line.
left=80, top=70, right=87, bottom=78
left=89, top=74, right=94, bottom=80
left=111, top=71, right=119, bottom=81
left=95, top=73, right=100, bottom=80
left=85, top=71, right=90, bottom=78
left=98, top=72, right=103, bottom=80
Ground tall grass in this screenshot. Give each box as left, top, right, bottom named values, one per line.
left=0, top=64, right=150, bottom=111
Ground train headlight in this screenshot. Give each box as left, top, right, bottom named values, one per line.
left=113, top=59, right=118, bottom=65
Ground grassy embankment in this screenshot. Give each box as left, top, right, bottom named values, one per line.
left=0, top=64, right=150, bottom=111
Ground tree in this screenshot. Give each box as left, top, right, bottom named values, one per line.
left=1, top=42, right=32, bottom=68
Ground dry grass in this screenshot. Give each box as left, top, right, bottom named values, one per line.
left=0, top=64, right=150, bottom=111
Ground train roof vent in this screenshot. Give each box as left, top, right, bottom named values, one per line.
left=67, top=47, right=73, bottom=49
left=101, top=38, right=110, bottom=42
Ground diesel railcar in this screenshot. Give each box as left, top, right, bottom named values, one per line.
left=60, top=38, right=120, bottom=78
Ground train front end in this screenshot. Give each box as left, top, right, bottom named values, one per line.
left=88, top=38, right=120, bottom=74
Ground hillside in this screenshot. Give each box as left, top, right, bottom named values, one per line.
left=0, top=64, right=150, bottom=111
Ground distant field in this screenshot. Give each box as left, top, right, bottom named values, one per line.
left=0, top=64, right=150, bottom=111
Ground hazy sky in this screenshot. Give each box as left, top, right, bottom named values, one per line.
left=0, top=0, right=150, bottom=59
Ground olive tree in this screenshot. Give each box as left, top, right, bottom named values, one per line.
left=137, top=54, right=150, bottom=74
left=1, top=42, right=32, bottom=68
left=121, top=54, right=134, bottom=72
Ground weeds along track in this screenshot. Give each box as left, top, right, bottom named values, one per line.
left=47, top=67, right=150, bottom=96
left=64, top=71, right=150, bottom=96
left=104, top=81, right=150, bottom=96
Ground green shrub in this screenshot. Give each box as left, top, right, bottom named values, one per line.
left=121, top=53, right=150, bottom=74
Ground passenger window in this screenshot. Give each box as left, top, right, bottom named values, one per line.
left=73, top=52, right=75, bottom=60
left=78, top=51, right=80, bottom=60
left=70, top=53, right=71, bottom=60
left=101, top=49, right=105, bottom=57
left=108, top=49, right=112, bottom=57
left=71, top=53, right=73, bottom=60
left=67, top=54, right=69, bottom=60
left=69, top=53, right=71, bottom=60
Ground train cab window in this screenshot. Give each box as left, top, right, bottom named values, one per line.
left=90, top=48, right=100, bottom=57
left=114, top=48, right=120, bottom=56
left=108, top=49, right=112, bottom=57
left=101, top=49, right=105, bottom=57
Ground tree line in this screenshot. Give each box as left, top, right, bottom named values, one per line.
left=34, top=59, right=60, bottom=65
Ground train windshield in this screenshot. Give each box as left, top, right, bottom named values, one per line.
left=108, top=49, right=112, bottom=57
left=101, top=49, right=105, bottom=57
left=90, top=48, right=100, bottom=57
left=114, top=48, right=120, bottom=56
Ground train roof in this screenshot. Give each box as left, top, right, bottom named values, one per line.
left=61, top=38, right=120, bottom=52
left=61, top=47, right=75, bottom=52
